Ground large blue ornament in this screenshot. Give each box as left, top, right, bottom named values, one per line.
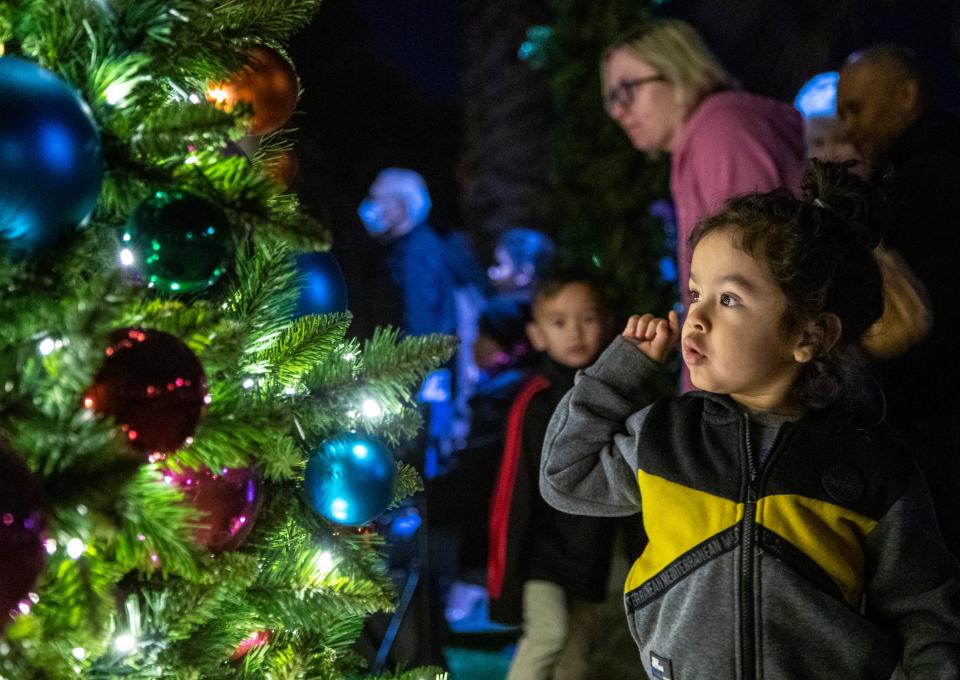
left=304, top=433, right=397, bottom=526
left=121, top=190, right=234, bottom=294
left=294, top=252, right=348, bottom=317
left=0, top=57, right=103, bottom=256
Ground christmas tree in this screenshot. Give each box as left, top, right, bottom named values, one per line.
left=0, top=1, right=453, bottom=677
left=547, top=0, right=673, bottom=319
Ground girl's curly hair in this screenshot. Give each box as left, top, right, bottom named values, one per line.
left=690, top=160, right=887, bottom=406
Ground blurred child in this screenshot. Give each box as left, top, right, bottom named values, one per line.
left=487, top=228, right=556, bottom=302
left=795, top=71, right=864, bottom=171
left=489, top=270, right=621, bottom=680
left=540, top=161, right=960, bottom=678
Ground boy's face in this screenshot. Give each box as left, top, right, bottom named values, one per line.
left=526, top=282, right=606, bottom=369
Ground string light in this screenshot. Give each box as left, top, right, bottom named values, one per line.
left=114, top=634, right=136, bottom=654
left=66, top=538, right=85, bottom=559
left=38, top=337, right=57, bottom=355
left=104, top=80, right=134, bottom=106
left=360, top=398, right=382, bottom=420
left=311, top=550, right=334, bottom=579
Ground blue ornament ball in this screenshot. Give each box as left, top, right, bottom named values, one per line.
left=304, top=433, right=397, bottom=526
left=0, top=56, right=103, bottom=256
left=294, top=252, right=348, bottom=317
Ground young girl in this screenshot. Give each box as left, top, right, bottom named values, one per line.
left=540, top=161, right=960, bottom=679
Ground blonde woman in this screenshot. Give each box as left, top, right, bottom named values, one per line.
left=603, top=19, right=805, bottom=314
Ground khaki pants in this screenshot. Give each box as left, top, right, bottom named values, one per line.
left=507, top=580, right=597, bottom=680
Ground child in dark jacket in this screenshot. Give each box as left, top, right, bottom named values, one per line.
left=488, top=271, right=621, bottom=679
left=540, top=161, right=960, bottom=679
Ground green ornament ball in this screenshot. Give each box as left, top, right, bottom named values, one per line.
left=121, top=190, right=234, bottom=294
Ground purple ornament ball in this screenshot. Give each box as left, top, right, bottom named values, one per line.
left=163, top=466, right=262, bottom=554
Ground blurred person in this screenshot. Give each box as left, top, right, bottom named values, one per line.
left=488, top=270, right=621, bottom=680
left=838, top=45, right=960, bottom=556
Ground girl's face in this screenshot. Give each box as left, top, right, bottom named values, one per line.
left=681, top=229, right=806, bottom=413
left=603, top=49, right=689, bottom=153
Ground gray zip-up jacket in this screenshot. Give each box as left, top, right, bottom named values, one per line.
left=540, top=336, right=960, bottom=680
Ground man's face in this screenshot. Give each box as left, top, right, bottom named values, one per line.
left=837, top=62, right=915, bottom=161
left=358, top=182, right=407, bottom=240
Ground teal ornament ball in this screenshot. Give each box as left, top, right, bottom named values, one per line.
left=0, top=56, right=103, bottom=257
left=304, top=433, right=397, bottom=526
left=121, top=190, right=234, bottom=294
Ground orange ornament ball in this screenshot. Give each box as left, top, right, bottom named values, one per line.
left=268, top=148, right=299, bottom=188
left=208, top=45, right=298, bottom=135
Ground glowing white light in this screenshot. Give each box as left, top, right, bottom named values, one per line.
left=28, top=592, right=39, bottom=604
left=330, top=498, right=348, bottom=521
left=18, top=601, right=30, bottom=615
left=361, top=398, right=382, bottom=419
left=105, top=80, right=134, bottom=105
left=352, top=444, right=368, bottom=459
left=114, top=634, right=136, bottom=654
left=38, top=337, right=57, bottom=355
left=76, top=505, right=88, bottom=515
left=313, top=550, right=334, bottom=577
left=242, top=378, right=255, bottom=390
left=44, top=539, right=57, bottom=555
left=72, top=647, right=86, bottom=660
left=66, top=538, right=85, bottom=559
left=122, top=232, right=131, bottom=242
left=342, top=352, right=356, bottom=362
left=120, top=249, right=135, bottom=266
left=184, top=154, right=199, bottom=165
left=283, top=386, right=297, bottom=396
left=188, top=93, right=201, bottom=104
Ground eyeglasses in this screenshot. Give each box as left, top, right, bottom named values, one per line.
left=605, top=75, right=665, bottom=111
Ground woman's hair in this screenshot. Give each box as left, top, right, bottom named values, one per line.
left=602, top=19, right=738, bottom=113
left=690, top=160, right=887, bottom=406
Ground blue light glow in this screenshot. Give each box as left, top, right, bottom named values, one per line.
left=795, top=71, right=840, bottom=118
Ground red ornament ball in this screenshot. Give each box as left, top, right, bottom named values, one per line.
left=207, top=45, right=298, bottom=135
left=0, top=440, right=46, bottom=631
left=85, top=328, right=208, bottom=454
left=163, top=466, right=262, bottom=554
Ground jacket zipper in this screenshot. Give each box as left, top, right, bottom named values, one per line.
left=741, top=413, right=758, bottom=680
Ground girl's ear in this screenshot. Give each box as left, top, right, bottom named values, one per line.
left=526, top=321, right=548, bottom=351
left=793, top=313, right=842, bottom=364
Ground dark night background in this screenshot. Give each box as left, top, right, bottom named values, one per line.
left=287, top=0, right=960, bottom=339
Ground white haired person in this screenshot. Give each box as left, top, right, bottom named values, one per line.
left=359, top=167, right=488, bottom=337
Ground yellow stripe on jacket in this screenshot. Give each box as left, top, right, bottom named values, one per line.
left=625, top=470, right=743, bottom=593
left=757, top=494, right=877, bottom=605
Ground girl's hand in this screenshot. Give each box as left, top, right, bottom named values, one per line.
left=622, top=311, right=680, bottom=364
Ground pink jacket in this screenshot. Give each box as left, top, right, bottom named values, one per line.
left=671, top=90, right=805, bottom=302
left=670, top=90, right=804, bottom=393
